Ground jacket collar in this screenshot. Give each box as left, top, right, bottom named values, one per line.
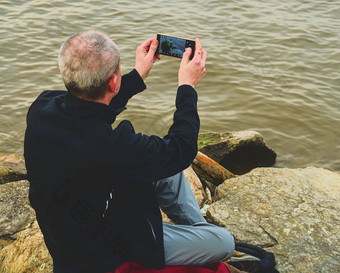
left=64, top=92, right=125, bottom=124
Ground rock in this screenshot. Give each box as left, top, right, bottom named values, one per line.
left=0, top=153, right=23, bottom=164
left=206, top=167, right=340, bottom=273
left=183, top=166, right=206, bottom=208
left=192, top=151, right=235, bottom=186
left=198, top=131, right=276, bottom=175
left=0, top=153, right=27, bottom=184
left=0, top=180, right=35, bottom=239
left=204, top=186, right=212, bottom=204
left=0, top=237, right=14, bottom=251
left=161, top=210, right=173, bottom=224
left=200, top=204, right=211, bottom=218
left=199, top=177, right=217, bottom=198
left=0, top=220, right=53, bottom=273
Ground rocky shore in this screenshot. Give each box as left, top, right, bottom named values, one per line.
left=0, top=131, right=339, bottom=273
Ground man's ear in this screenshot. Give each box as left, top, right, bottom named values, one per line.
left=108, top=74, right=118, bottom=94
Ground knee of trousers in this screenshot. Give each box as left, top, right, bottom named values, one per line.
left=213, top=226, right=235, bottom=261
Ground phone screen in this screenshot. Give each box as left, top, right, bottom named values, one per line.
left=156, top=34, right=195, bottom=60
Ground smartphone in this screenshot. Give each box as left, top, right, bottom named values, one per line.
left=156, top=34, right=195, bottom=60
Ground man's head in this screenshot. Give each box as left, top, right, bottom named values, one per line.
left=58, top=30, right=121, bottom=101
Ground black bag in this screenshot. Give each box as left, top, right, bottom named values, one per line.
left=228, top=242, right=279, bottom=273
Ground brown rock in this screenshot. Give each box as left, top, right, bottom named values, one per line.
left=0, top=220, right=53, bottom=273
left=0, top=237, right=14, bottom=251
left=0, top=153, right=27, bottom=184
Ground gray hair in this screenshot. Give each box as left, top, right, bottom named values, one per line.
left=58, top=30, right=120, bottom=100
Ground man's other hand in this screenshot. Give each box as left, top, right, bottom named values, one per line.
left=135, top=38, right=161, bottom=80
left=178, top=38, right=207, bottom=88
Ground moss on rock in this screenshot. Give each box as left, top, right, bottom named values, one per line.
left=197, top=133, right=220, bottom=150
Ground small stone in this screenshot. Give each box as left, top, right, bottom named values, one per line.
left=0, top=153, right=27, bottom=185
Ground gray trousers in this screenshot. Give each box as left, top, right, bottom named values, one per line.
left=153, top=172, right=235, bottom=266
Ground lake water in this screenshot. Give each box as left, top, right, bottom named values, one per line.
left=1, top=0, right=339, bottom=171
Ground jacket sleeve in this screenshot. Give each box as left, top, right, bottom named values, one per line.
left=109, top=69, right=146, bottom=114
left=113, top=84, right=200, bottom=184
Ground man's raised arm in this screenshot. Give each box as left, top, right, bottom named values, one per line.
left=114, top=38, right=208, bottom=184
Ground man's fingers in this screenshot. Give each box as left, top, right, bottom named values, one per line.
left=146, top=39, right=159, bottom=57
left=193, top=38, right=203, bottom=62
left=201, top=50, right=208, bottom=67
left=141, top=38, right=154, bottom=47
left=181, top=47, right=192, bottom=64
left=195, top=38, right=201, bottom=50
left=138, top=38, right=154, bottom=52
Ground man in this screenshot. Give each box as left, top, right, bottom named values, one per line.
left=24, top=30, right=234, bottom=273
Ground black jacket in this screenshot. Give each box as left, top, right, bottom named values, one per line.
left=24, top=69, right=200, bottom=273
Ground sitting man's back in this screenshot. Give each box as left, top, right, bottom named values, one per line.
left=24, top=30, right=234, bottom=273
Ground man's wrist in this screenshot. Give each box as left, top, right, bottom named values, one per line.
left=134, top=66, right=147, bottom=80
left=132, top=68, right=146, bottom=85
left=178, top=83, right=195, bottom=88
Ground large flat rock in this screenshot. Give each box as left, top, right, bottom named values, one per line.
left=206, top=167, right=340, bottom=273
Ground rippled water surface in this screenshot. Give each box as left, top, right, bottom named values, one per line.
left=1, top=0, right=339, bottom=171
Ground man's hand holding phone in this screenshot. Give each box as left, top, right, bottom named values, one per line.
left=135, top=38, right=161, bottom=80
left=134, top=36, right=207, bottom=88
left=178, top=38, right=207, bottom=88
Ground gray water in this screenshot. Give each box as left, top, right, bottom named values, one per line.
left=1, top=0, right=339, bottom=171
